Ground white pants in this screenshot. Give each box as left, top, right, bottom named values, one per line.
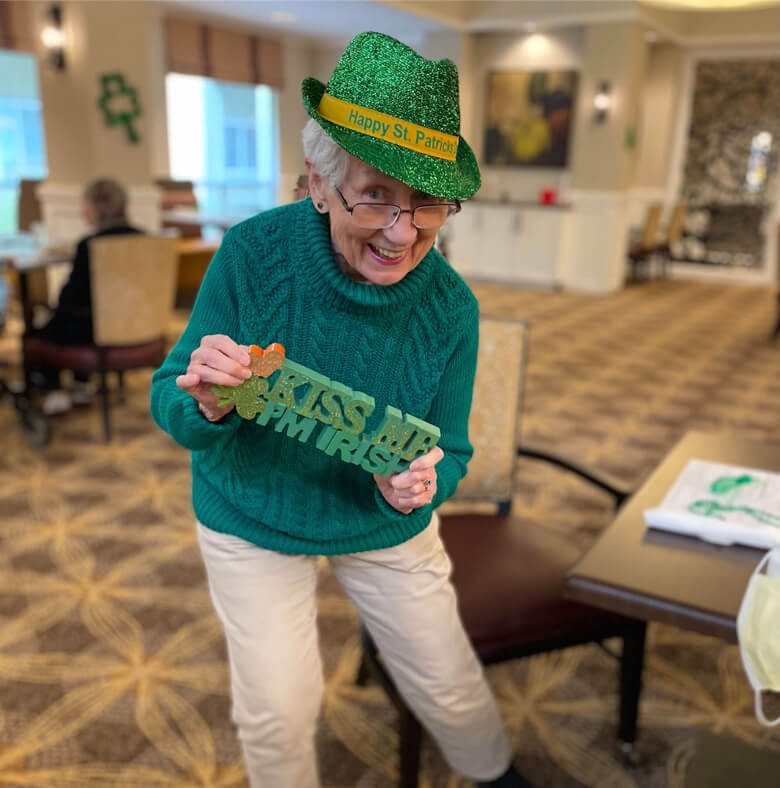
left=197, top=514, right=510, bottom=788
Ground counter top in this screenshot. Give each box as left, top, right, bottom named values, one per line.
left=469, top=198, right=571, bottom=211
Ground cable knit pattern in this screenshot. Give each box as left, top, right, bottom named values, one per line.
left=150, top=199, right=478, bottom=555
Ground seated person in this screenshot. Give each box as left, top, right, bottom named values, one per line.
left=293, top=174, right=309, bottom=201
left=30, top=178, right=142, bottom=413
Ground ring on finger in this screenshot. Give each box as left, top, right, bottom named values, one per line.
left=423, top=478, right=432, bottom=490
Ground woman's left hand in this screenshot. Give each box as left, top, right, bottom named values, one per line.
left=374, top=446, right=444, bottom=514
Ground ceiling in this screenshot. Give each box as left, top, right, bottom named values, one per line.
left=163, top=0, right=780, bottom=46
left=644, top=0, right=779, bottom=7
left=162, top=0, right=449, bottom=47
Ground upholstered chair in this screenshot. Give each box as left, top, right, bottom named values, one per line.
left=359, top=316, right=646, bottom=788
left=23, top=235, right=179, bottom=442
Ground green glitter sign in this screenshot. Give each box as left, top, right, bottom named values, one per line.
left=212, top=343, right=440, bottom=476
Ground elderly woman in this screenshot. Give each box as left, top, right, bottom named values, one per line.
left=31, top=177, right=141, bottom=412
left=151, top=32, right=531, bottom=788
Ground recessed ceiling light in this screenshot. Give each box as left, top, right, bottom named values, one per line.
left=271, top=11, right=297, bottom=24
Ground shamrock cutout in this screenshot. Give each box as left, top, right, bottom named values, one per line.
left=97, top=73, right=142, bottom=144
left=213, top=376, right=270, bottom=420
left=211, top=341, right=285, bottom=421
left=249, top=343, right=286, bottom=377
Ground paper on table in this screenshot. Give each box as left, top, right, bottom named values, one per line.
left=644, top=459, right=780, bottom=549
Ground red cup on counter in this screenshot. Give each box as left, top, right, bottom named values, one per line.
left=540, top=188, right=557, bottom=205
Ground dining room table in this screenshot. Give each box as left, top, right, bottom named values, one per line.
left=566, top=430, right=777, bottom=643
left=174, top=237, right=220, bottom=307
left=1, top=232, right=221, bottom=319
left=0, top=233, right=72, bottom=333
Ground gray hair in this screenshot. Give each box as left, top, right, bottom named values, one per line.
left=83, top=178, right=128, bottom=228
left=302, top=119, right=349, bottom=189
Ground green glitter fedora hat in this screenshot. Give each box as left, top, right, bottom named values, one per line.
left=301, top=31, right=480, bottom=201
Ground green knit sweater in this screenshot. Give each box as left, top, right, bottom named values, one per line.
left=150, top=199, right=479, bottom=555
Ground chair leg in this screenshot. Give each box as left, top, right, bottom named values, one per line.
left=355, top=649, right=372, bottom=687
left=617, top=620, right=646, bottom=757
left=628, top=258, right=638, bottom=283
left=399, top=706, right=423, bottom=788
left=116, top=370, right=127, bottom=404
left=99, top=371, right=112, bottom=443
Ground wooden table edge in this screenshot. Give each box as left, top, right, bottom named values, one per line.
left=565, top=575, right=739, bottom=643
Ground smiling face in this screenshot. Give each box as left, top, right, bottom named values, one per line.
left=307, top=155, right=440, bottom=286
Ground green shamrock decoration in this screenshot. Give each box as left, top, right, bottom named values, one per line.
left=213, top=377, right=269, bottom=420
left=97, top=73, right=142, bottom=144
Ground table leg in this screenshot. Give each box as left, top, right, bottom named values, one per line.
left=618, top=620, right=647, bottom=758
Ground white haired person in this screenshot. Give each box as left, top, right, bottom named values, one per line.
left=151, top=32, right=532, bottom=788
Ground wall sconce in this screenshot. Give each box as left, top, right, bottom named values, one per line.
left=593, top=80, right=611, bottom=123
left=41, top=4, right=66, bottom=71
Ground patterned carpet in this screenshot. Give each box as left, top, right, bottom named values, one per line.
left=0, top=278, right=778, bottom=787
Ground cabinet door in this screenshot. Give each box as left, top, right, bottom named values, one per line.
left=478, top=208, right=518, bottom=280
left=448, top=205, right=562, bottom=286
left=513, top=210, right=560, bottom=287
left=448, top=206, right=517, bottom=281
left=446, top=209, right=480, bottom=276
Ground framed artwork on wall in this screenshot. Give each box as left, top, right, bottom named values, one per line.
left=483, top=69, right=578, bottom=168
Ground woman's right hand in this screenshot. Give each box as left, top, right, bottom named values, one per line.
left=176, top=334, right=252, bottom=422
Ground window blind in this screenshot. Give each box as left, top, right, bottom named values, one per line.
left=0, top=0, right=33, bottom=52
left=165, top=17, right=283, bottom=89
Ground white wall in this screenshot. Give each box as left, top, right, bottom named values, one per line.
left=470, top=29, right=585, bottom=202
left=277, top=36, right=318, bottom=202
left=274, top=40, right=346, bottom=203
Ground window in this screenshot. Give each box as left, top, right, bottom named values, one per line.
left=166, top=74, right=278, bottom=227
left=0, top=51, right=48, bottom=233
left=745, top=130, right=772, bottom=194
left=224, top=123, right=256, bottom=171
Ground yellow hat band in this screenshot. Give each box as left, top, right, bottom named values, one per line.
left=317, top=93, right=458, bottom=162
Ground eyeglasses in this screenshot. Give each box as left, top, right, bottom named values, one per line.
left=333, top=187, right=460, bottom=230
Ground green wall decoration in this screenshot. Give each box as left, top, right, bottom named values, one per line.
left=97, top=73, right=141, bottom=144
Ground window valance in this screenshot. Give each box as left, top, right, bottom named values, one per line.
left=165, top=18, right=283, bottom=89
left=0, top=0, right=33, bottom=52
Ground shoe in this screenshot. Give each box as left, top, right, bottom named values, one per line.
left=70, top=380, right=97, bottom=405
left=41, top=389, right=72, bottom=416
left=477, top=763, right=534, bottom=788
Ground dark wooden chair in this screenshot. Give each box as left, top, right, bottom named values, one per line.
left=628, top=203, right=663, bottom=282
left=655, top=201, right=687, bottom=279
left=23, top=235, right=179, bottom=442
left=358, top=317, right=646, bottom=788
left=17, top=178, right=42, bottom=232
left=772, top=224, right=780, bottom=342
left=156, top=178, right=201, bottom=239
left=16, top=179, right=51, bottom=316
